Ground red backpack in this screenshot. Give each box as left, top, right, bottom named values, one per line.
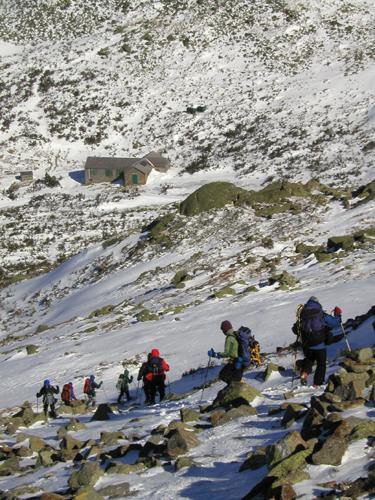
left=83, top=378, right=91, bottom=394
left=61, top=384, right=70, bottom=403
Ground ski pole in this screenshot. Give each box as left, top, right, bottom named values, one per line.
left=340, top=321, right=352, bottom=352
left=200, top=356, right=212, bottom=403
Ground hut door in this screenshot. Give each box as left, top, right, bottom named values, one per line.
left=131, top=174, right=138, bottom=185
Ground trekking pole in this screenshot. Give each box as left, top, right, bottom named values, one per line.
left=200, top=356, right=212, bottom=403
left=340, top=321, right=352, bottom=352
left=36, top=396, right=39, bottom=414
left=135, top=381, right=140, bottom=403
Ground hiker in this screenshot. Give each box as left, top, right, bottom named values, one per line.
left=137, top=353, right=153, bottom=404
left=116, top=369, right=133, bottom=403
left=83, top=375, right=102, bottom=407
left=61, top=382, right=77, bottom=405
left=292, top=296, right=344, bottom=387
left=208, top=320, right=247, bottom=385
left=143, top=349, right=170, bottom=404
left=36, top=379, right=59, bottom=420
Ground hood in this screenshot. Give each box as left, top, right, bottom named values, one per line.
left=151, top=348, right=160, bottom=357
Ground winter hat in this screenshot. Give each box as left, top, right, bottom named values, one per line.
left=309, top=296, right=319, bottom=303
left=44, top=379, right=50, bottom=386
left=151, top=348, right=160, bottom=357
left=220, top=320, right=232, bottom=333
left=90, top=375, right=95, bottom=381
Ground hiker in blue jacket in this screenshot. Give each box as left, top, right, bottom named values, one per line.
left=292, top=296, right=343, bottom=387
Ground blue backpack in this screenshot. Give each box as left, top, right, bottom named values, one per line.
left=300, top=301, right=326, bottom=346
left=236, top=326, right=252, bottom=368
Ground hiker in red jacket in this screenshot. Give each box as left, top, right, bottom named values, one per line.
left=144, top=348, right=169, bottom=404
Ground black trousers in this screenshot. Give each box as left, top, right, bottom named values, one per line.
left=302, top=348, right=327, bottom=386
left=219, top=363, right=243, bottom=385
left=43, top=403, right=56, bottom=418
left=148, top=375, right=166, bottom=403
left=118, top=388, right=130, bottom=403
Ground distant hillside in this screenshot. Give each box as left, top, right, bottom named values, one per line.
left=0, top=0, right=374, bottom=183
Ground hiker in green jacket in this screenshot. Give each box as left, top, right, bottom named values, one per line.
left=116, top=369, right=133, bottom=403
left=208, top=320, right=244, bottom=385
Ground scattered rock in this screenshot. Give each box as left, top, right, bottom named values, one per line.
left=0, top=456, right=21, bottom=476
left=212, top=381, right=261, bottom=409
left=105, top=462, right=144, bottom=474
left=166, top=422, right=200, bottom=458
left=180, top=407, right=201, bottom=423
left=91, top=404, right=113, bottom=421
left=267, top=431, right=308, bottom=468
left=100, top=431, right=125, bottom=446
left=68, top=462, right=104, bottom=491
left=212, top=405, right=256, bottom=426
left=36, top=449, right=56, bottom=467
left=281, top=404, right=307, bottom=427
left=239, top=447, right=267, bottom=471
left=73, top=487, right=104, bottom=500
left=175, top=456, right=197, bottom=471
left=60, top=435, right=82, bottom=451
left=97, top=482, right=131, bottom=498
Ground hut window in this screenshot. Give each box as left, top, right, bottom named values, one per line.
left=105, top=168, right=112, bottom=177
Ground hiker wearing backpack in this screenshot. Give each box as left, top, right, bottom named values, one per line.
left=116, top=369, right=133, bottom=404
left=292, top=296, right=344, bottom=387
left=36, top=379, right=59, bottom=420
left=137, top=353, right=153, bottom=404
left=143, top=349, right=169, bottom=404
left=61, top=382, right=76, bottom=405
left=83, top=375, right=102, bottom=407
left=208, top=320, right=251, bottom=385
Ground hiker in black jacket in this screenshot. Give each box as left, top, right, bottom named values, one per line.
left=36, top=379, right=59, bottom=419
left=137, top=353, right=152, bottom=404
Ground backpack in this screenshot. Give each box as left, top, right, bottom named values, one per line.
left=61, top=384, right=70, bottom=403
left=147, top=357, right=163, bottom=376
left=83, top=378, right=91, bottom=394
left=235, top=326, right=252, bottom=368
left=116, top=375, right=124, bottom=391
left=300, top=302, right=326, bottom=346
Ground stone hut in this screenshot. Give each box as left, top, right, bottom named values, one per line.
left=84, top=151, right=170, bottom=186
left=20, top=171, right=33, bottom=183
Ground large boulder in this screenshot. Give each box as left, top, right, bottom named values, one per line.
left=326, top=371, right=369, bottom=400
left=0, top=456, right=21, bottom=476
left=267, top=448, right=311, bottom=488
left=180, top=408, right=201, bottom=423
left=211, top=405, right=256, bottom=426
left=267, top=432, right=308, bottom=468
left=68, top=462, right=104, bottom=492
left=179, top=182, right=251, bottom=216
left=212, top=382, right=261, bottom=409
left=239, top=447, right=267, bottom=472
left=91, top=404, right=113, bottom=421
left=165, top=422, right=200, bottom=458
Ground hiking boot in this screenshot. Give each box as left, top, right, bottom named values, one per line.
left=300, top=372, right=308, bottom=386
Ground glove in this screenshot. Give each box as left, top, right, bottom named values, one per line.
left=334, top=306, right=342, bottom=317
left=235, top=357, right=243, bottom=370
left=207, top=348, right=216, bottom=358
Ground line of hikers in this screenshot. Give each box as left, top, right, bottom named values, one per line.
left=36, top=348, right=170, bottom=420
left=36, top=297, right=345, bottom=420
left=208, top=295, right=344, bottom=389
